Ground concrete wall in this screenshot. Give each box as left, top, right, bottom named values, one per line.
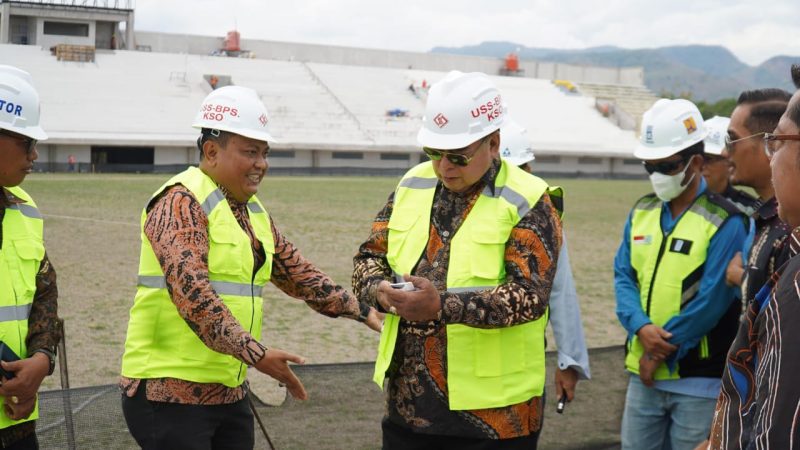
left=46, top=144, right=91, bottom=164
left=36, top=17, right=94, bottom=48
left=134, top=31, right=645, bottom=86
left=1, top=4, right=130, bottom=46
left=266, top=150, right=314, bottom=168
left=153, top=146, right=193, bottom=165
left=34, top=143, right=645, bottom=177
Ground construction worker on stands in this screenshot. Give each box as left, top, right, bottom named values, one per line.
left=614, top=99, right=746, bottom=450
left=0, top=65, right=61, bottom=449
left=500, top=120, right=591, bottom=406
left=701, top=116, right=760, bottom=215
left=353, top=71, right=562, bottom=449
left=120, top=85, right=381, bottom=449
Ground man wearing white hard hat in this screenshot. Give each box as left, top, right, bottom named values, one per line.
left=500, top=120, right=590, bottom=408
left=354, top=71, right=562, bottom=448
left=0, top=65, right=62, bottom=449
left=701, top=116, right=759, bottom=215
left=120, top=85, right=381, bottom=449
left=614, top=99, right=746, bottom=450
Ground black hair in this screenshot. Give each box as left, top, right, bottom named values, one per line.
left=678, top=140, right=704, bottom=159
left=736, top=88, right=791, bottom=134
left=196, top=128, right=231, bottom=160
left=789, top=64, right=800, bottom=128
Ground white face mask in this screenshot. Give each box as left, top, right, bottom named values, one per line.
left=648, top=156, right=696, bottom=202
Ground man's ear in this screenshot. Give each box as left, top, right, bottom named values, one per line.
left=203, top=140, right=219, bottom=166
left=487, top=131, right=501, bottom=158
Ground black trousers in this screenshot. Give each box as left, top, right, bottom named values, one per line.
left=382, top=419, right=540, bottom=450
left=1, top=433, right=37, bottom=450
left=121, top=383, right=254, bottom=450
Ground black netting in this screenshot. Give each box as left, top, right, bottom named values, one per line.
left=37, top=346, right=626, bottom=449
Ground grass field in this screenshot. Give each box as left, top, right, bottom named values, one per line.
left=19, top=173, right=651, bottom=390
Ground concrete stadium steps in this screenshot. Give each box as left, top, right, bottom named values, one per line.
left=494, top=76, right=639, bottom=155
left=576, top=82, right=659, bottom=128
left=3, top=44, right=639, bottom=155
left=306, top=62, right=432, bottom=145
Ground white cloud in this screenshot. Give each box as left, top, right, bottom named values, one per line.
left=133, top=0, right=800, bottom=66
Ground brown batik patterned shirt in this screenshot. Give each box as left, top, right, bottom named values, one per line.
left=120, top=183, right=365, bottom=404
left=0, top=188, right=61, bottom=446
left=710, top=226, right=800, bottom=449
left=352, top=159, right=562, bottom=439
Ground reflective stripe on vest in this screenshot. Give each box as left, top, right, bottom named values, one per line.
left=121, top=167, right=274, bottom=388
left=0, top=186, right=43, bottom=428
left=625, top=193, right=731, bottom=380
left=137, top=275, right=264, bottom=297
left=375, top=161, right=553, bottom=410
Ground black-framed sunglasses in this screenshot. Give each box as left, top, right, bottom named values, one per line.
left=0, top=130, right=37, bottom=155
left=422, top=137, right=489, bottom=167
left=764, top=133, right=800, bottom=158
left=724, top=132, right=765, bottom=154
left=642, top=156, right=690, bottom=175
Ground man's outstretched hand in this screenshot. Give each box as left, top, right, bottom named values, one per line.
left=254, top=348, right=308, bottom=400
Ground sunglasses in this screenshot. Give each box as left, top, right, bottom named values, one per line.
left=642, top=156, right=691, bottom=175
left=0, top=130, right=37, bottom=156
left=763, top=132, right=800, bottom=158
left=422, top=137, right=489, bottom=167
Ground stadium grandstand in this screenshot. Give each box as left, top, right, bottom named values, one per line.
left=1, top=0, right=655, bottom=177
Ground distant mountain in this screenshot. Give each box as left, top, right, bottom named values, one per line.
left=430, top=42, right=798, bottom=102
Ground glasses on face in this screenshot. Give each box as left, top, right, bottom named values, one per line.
left=642, top=156, right=689, bottom=175
left=0, top=130, right=37, bottom=156
left=764, top=132, right=800, bottom=158
left=724, top=132, right=765, bottom=154
left=423, top=138, right=488, bottom=167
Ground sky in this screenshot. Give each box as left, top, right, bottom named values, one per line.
left=133, top=0, right=800, bottom=66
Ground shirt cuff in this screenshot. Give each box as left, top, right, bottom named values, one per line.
left=557, top=351, right=591, bottom=380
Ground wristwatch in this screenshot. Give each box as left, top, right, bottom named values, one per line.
left=32, top=349, right=56, bottom=376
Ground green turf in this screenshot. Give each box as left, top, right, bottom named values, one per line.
left=19, top=173, right=651, bottom=388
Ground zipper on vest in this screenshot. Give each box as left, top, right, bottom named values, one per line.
left=645, top=231, right=669, bottom=316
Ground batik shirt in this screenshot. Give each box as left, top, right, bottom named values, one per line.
left=710, top=227, right=800, bottom=449
left=353, top=159, right=562, bottom=439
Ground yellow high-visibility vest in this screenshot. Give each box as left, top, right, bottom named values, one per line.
left=375, top=161, right=556, bottom=410
left=0, top=186, right=43, bottom=428
left=121, top=167, right=274, bottom=387
left=627, top=193, right=740, bottom=379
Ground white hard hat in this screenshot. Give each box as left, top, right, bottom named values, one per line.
left=192, top=85, right=277, bottom=143
left=703, top=116, right=730, bottom=156
left=0, top=65, right=47, bottom=141
left=500, top=120, right=535, bottom=166
left=634, top=98, right=707, bottom=160
left=417, top=71, right=507, bottom=150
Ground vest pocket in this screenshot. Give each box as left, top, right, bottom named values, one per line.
left=10, top=239, right=44, bottom=296
left=473, top=327, right=525, bottom=377
left=208, top=225, right=248, bottom=275
left=387, top=210, right=423, bottom=271
left=469, top=224, right=509, bottom=282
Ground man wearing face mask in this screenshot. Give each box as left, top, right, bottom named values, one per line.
left=614, top=99, right=747, bottom=450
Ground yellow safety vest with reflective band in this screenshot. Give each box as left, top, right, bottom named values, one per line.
left=626, top=193, right=736, bottom=380
left=121, top=167, right=274, bottom=388
left=375, top=161, right=557, bottom=411
left=0, top=187, right=42, bottom=429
